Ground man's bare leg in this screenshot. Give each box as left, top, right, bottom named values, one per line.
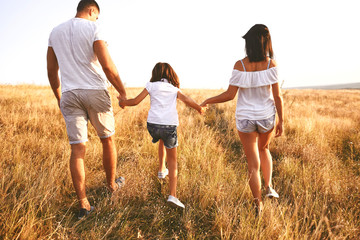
left=101, top=136, right=118, bottom=191
left=70, top=143, right=91, bottom=210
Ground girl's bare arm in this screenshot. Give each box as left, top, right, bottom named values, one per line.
left=177, top=91, right=206, bottom=114
left=118, top=88, right=148, bottom=108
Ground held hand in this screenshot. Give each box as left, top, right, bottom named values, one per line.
left=117, top=94, right=127, bottom=102
left=199, top=106, right=207, bottom=115
left=118, top=100, right=126, bottom=109
left=117, top=95, right=127, bottom=109
left=200, top=100, right=208, bottom=107
left=275, top=122, right=283, bottom=137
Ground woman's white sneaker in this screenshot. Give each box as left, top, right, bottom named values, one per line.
left=158, top=168, right=169, bottom=179
left=167, top=195, right=185, bottom=209
left=265, top=186, right=279, bottom=198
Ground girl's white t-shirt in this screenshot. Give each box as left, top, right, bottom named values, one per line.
left=145, top=81, right=180, bottom=126
left=229, top=67, right=278, bottom=120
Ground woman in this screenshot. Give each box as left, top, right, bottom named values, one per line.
left=201, top=24, right=284, bottom=213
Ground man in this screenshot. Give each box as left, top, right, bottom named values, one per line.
left=47, top=0, right=126, bottom=219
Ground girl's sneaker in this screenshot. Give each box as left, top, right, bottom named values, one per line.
left=265, top=186, right=279, bottom=198
left=167, top=195, right=185, bottom=209
left=158, top=168, right=169, bottom=179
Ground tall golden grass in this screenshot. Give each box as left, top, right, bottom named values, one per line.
left=0, top=85, right=359, bottom=239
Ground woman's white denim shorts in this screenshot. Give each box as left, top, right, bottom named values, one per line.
left=236, top=115, right=275, bottom=133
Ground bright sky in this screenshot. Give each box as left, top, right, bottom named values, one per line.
left=0, top=0, right=359, bottom=89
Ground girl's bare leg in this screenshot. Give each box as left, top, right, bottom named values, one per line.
left=166, top=147, right=177, bottom=197
left=158, top=139, right=167, bottom=172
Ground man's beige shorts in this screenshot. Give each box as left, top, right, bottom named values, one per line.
left=60, top=89, right=115, bottom=144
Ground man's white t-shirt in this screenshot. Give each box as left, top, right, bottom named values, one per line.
left=48, top=18, right=108, bottom=93
left=145, top=81, right=180, bottom=126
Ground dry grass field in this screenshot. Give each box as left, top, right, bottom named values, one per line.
left=0, top=85, right=359, bottom=239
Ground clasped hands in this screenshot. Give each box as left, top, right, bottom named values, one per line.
left=117, top=95, right=127, bottom=109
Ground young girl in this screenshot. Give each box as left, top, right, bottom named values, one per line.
left=119, top=62, right=206, bottom=208
left=201, top=24, right=284, bottom=214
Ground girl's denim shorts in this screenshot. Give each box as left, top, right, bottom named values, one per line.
left=147, top=122, right=178, bottom=149
left=236, top=115, right=275, bottom=134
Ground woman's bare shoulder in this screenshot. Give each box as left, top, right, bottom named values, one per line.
left=269, top=59, right=278, bottom=68
left=233, top=59, right=245, bottom=71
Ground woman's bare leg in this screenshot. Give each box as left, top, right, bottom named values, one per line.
left=258, top=129, right=274, bottom=188
left=237, top=131, right=262, bottom=205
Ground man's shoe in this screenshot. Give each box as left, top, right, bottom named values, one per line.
left=115, top=177, right=125, bottom=190
left=77, top=206, right=95, bottom=220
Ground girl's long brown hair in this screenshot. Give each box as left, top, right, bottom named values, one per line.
left=150, top=62, right=180, bottom=88
left=243, top=24, right=274, bottom=62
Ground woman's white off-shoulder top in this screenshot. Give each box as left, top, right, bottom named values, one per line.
left=229, top=67, right=278, bottom=120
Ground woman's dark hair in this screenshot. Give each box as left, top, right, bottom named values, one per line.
left=243, top=24, right=273, bottom=62
left=77, top=0, right=100, bottom=13
left=150, top=62, right=180, bottom=88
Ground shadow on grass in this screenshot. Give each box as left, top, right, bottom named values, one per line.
left=56, top=178, right=196, bottom=239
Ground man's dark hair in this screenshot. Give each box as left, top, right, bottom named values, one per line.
left=77, top=0, right=100, bottom=13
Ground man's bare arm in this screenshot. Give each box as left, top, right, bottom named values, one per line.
left=93, top=40, right=126, bottom=100
left=47, top=47, right=61, bottom=107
